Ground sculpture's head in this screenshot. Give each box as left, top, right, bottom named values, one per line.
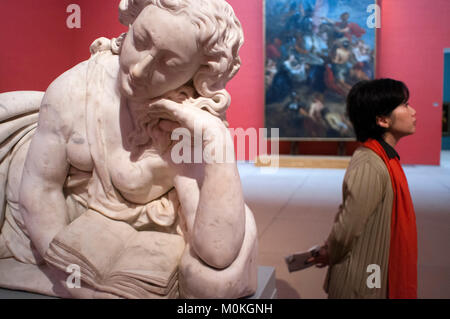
left=117, top=0, right=244, bottom=118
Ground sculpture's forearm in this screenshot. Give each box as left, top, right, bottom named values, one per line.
left=192, top=160, right=246, bottom=269
left=169, top=114, right=247, bottom=269
left=179, top=127, right=245, bottom=269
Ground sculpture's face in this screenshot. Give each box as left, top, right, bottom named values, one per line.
left=119, top=5, right=203, bottom=101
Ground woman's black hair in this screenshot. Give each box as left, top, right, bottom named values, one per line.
left=346, top=78, right=410, bottom=142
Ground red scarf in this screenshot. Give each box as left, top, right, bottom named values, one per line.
left=363, top=139, right=418, bottom=299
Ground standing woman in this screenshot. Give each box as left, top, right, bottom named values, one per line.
left=310, top=78, right=418, bottom=298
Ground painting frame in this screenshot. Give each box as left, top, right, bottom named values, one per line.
left=264, top=0, right=377, bottom=141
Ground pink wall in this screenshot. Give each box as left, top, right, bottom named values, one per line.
left=0, top=0, right=80, bottom=92
left=70, top=0, right=127, bottom=62
left=1, top=0, right=448, bottom=165
left=0, top=0, right=127, bottom=92
left=377, top=0, right=450, bottom=165
left=225, top=0, right=264, bottom=140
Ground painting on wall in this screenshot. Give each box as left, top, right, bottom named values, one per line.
left=265, top=0, right=376, bottom=140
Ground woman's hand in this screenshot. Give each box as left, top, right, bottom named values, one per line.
left=306, top=243, right=330, bottom=268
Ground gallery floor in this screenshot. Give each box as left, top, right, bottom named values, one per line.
left=239, top=151, right=450, bottom=299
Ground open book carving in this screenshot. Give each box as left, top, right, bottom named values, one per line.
left=44, top=210, right=185, bottom=299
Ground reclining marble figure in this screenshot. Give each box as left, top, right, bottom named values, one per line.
left=0, top=0, right=258, bottom=298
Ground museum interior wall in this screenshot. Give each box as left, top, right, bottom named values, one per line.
left=1, top=0, right=449, bottom=164
left=442, top=49, right=450, bottom=150
left=376, top=0, right=450, bottom=165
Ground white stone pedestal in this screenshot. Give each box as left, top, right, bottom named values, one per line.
left=247, top=266, right=277, bottom=299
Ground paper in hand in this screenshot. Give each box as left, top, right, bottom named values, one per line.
left=285, top=245, right=321, bottom=272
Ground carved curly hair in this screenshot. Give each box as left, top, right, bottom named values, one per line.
left=114, top=0, right=244, bottom=120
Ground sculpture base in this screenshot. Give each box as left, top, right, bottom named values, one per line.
left=247, top=266, right=277, bottom=299
left=0, top=258, right=69, bottom=298
left=0, top=286, right=57, bottom=299
left=0, top=263, right=276, bottom=299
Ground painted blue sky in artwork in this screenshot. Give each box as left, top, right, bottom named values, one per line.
left=265, top=0, right=376, bottom=49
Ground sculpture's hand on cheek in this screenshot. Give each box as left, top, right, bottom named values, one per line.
left=147, top=98, right=225, bottom=134
left=147, top=99, right=232, bottom=176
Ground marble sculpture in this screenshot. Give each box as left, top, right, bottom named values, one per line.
left=0, top=0, right=258, bottom=298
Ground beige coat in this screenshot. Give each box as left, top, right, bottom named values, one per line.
left=325, top=147, right=394, bottom=298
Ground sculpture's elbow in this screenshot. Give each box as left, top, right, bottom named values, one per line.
left=192, top=230, right=244, bottom=269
